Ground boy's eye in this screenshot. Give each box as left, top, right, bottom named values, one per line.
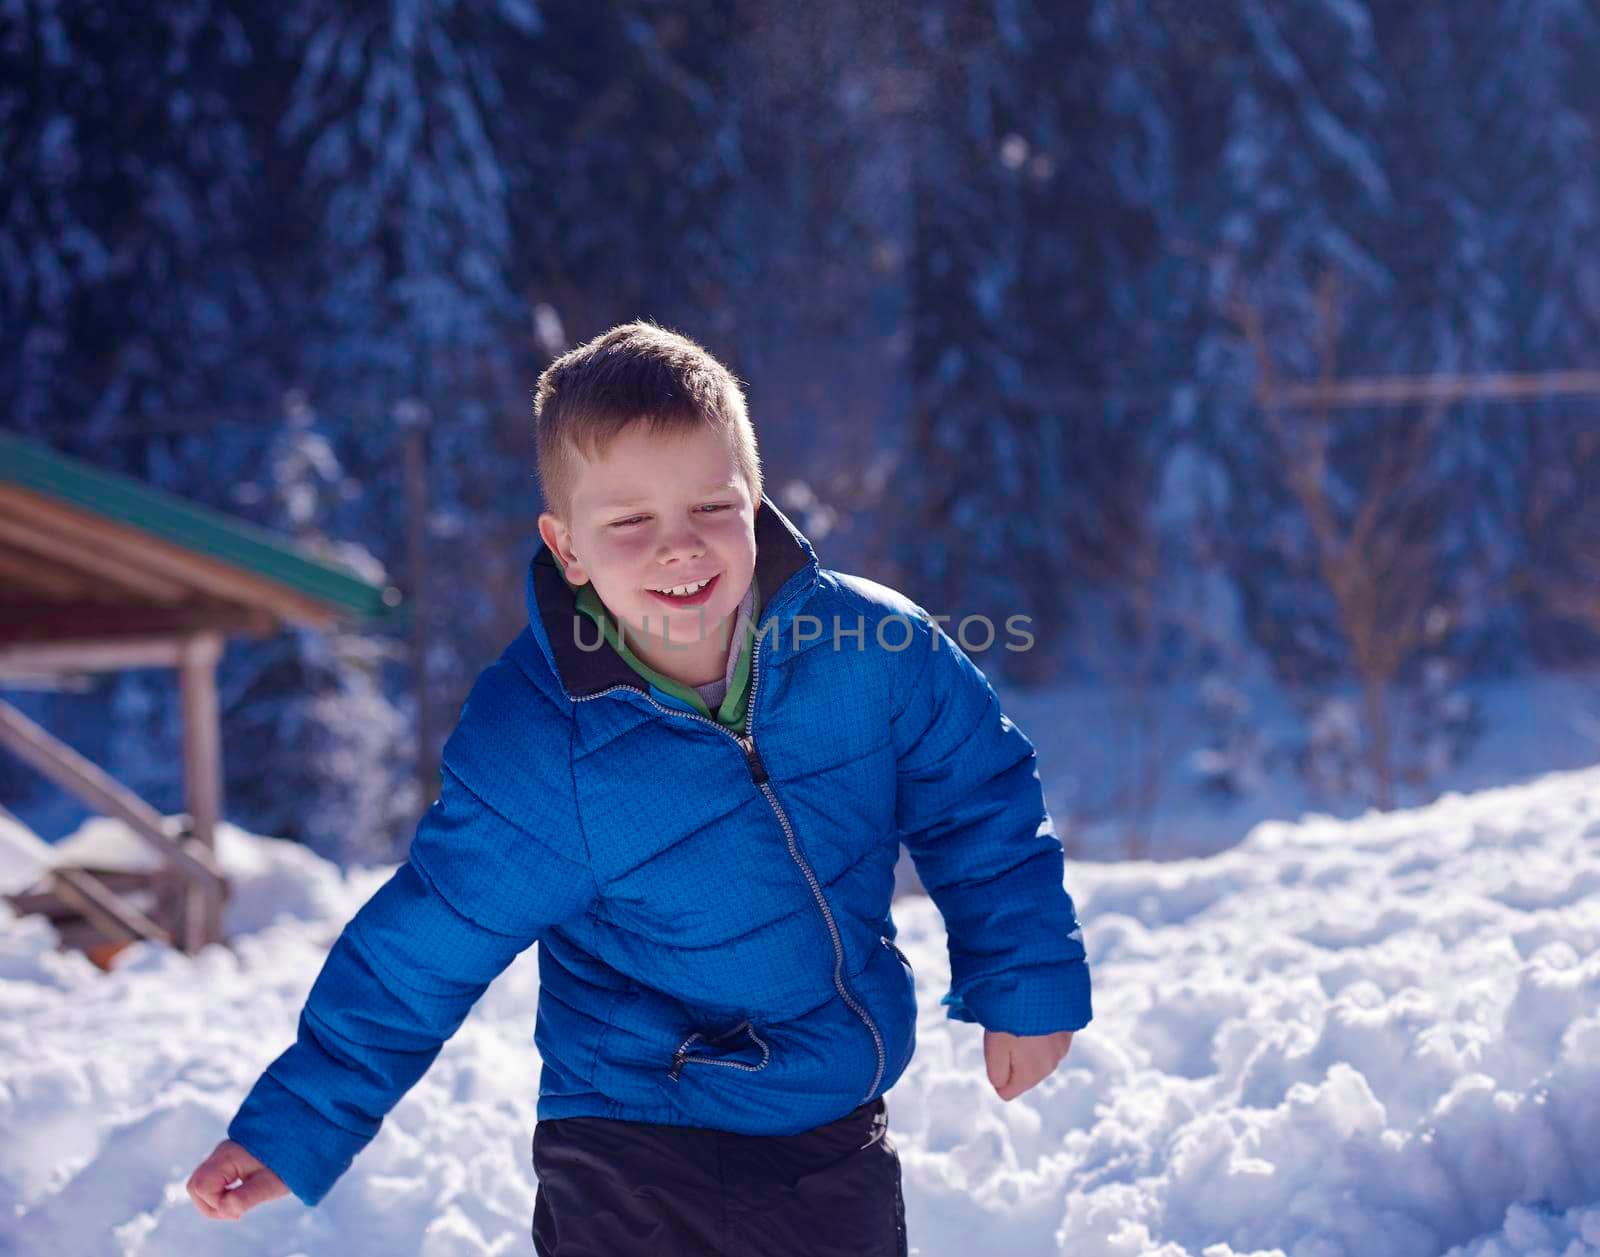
left=610, top=505, right=728, bottom=528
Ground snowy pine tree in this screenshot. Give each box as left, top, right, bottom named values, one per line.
left=0, top=0, right=281, bottom=443
left=897, top=0, right=1154, bottom=682
left=229, top=390, right=414, bottom=864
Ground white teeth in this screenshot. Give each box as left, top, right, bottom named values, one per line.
left=654, top=577, right=711, bottom=597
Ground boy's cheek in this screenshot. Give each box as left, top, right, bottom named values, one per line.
left=588, top=534, right=654, bottom=575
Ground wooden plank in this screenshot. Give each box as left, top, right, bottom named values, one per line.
left=0, top=542, right=91, bottom=601
left=49, top=867, right=172, bottom=947
left=52, top=917, right=115, bottom=951
left=51, top=917, right=143, bottom=958
left=0, top=637, right=186, bottom=676
left=5, top=887, right=69, bottom=916
left=0, top=604, right=272, bottom=648
left=0, top=509, right=190, bottom=602
left=6, top=868, right=154, bottom=911
left=178, top=632, right=225, bottom=950
left=0, top=699, right=226, bottom=891
left=0, top=486, right=341, bottom=629
left=1273, top=369, right=1600, bottom=410
left=75, top=867, right=159, bottom=892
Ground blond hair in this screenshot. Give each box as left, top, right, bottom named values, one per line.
left=533, top=320, right=763, bottom=519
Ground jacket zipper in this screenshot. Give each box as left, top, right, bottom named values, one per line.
left=668, top=1020, right=772, bottom=1081
left=572, top=620, right=888, bottom=1104
left=883, top=936, right=913, bottom=971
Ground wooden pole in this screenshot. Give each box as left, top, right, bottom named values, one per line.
left=398, top=402, right=437, bottom=806
left=177, top=632, right=225, bottom=951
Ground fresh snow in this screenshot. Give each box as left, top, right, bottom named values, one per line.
left=2, top=768, right=1598, bottom=1255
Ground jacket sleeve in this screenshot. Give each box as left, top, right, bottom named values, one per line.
left=226, top=752, right=596, bottom=1206
left=890, top=610, right=1091, bottom=1037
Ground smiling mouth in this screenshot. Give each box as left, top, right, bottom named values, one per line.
left=645, top=572, right=721, bottom=607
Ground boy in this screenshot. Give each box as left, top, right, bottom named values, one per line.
left=187, top=321, right=1093, bottom=1254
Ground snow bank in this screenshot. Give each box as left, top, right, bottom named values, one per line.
left=2, top=769, right=1598, bottom=1255
left=889, top=768, right=1600, bottom=1256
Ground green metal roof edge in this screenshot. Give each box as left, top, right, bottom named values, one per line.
left=0, top=430, right=401, bottom=623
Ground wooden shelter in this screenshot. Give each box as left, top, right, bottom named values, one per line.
left=0, top=431, right=399, bottom=960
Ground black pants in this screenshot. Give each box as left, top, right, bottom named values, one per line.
left=531, top=1098, right=908, bottom=1256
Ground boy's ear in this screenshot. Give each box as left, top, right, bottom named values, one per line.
left=537, top=512, right=588, bottom=585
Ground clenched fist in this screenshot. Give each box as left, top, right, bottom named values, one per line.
left=983, top=1028, right=1074, bottom=1102
left=186, top=1139, right=289, bottom=1221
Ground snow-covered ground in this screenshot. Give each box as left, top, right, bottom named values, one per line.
left=2, top=767, right=1599, bottom=1255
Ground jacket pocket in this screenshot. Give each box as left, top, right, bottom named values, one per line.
left=668, top=1019, right=772, bottom=1082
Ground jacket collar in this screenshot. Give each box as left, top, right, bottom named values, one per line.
left=525, top=495, right=819, bottom=701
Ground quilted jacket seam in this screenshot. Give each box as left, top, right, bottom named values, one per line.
left=344, top=903, right=508, bottom=1006
left=571, top=706, right=660, bottom=762
left=565, top=713, right=595, bottom=873
left=933, top=842, right=1058, bottom=904
left=598, top=795, right=756, bottom=887
left=262, top=1052, right=372, bottom=1141
left=301, top=994, right=423, bottom=1074
left=589, top=979, right=635, bottom=1085
left=773, top=733, right=892, bottom=787
left=445, top=763, right=600, bottom=909
left=504, top=631, right=572, bottom=715
left=827, top=836, right=885, bottom=893
left=540, top=981, right=617, bottom=1027
left=897, top=667, right=1004, bottom=792
left=596, top=899, right=814, bottom=953
left=889, top=613, right=937, bottom=726
left=406, top=834, right=524, bottom=942
left=937, top=689, right=1006, bottom=778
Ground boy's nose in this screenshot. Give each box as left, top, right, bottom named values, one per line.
left=655, top=526, right=706, bottom=562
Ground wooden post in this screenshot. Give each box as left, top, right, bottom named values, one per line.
left=397, top=400, right=437, bottom=807
left=178, top=632, right=225, bottom=951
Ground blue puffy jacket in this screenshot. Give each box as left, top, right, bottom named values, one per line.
left=229, top=499, right=1092, bottom=1206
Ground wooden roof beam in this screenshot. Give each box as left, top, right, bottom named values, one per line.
left=0, top=487, right=342, bottom=629
left=0, top=602, right=273, bottom=648
left=0, top=637, right=190, bottom=676
left=0, top=509, right=190, bottom=602
left=0, top=542, right=90, bottom=601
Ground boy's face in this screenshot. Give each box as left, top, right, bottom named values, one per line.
left=537, top=423, right=758, bottom=678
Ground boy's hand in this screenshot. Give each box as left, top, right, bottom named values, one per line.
left=983, top=1029, right=1074, bottom=1102
left=186, top=1139, right=289, bottom=1221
